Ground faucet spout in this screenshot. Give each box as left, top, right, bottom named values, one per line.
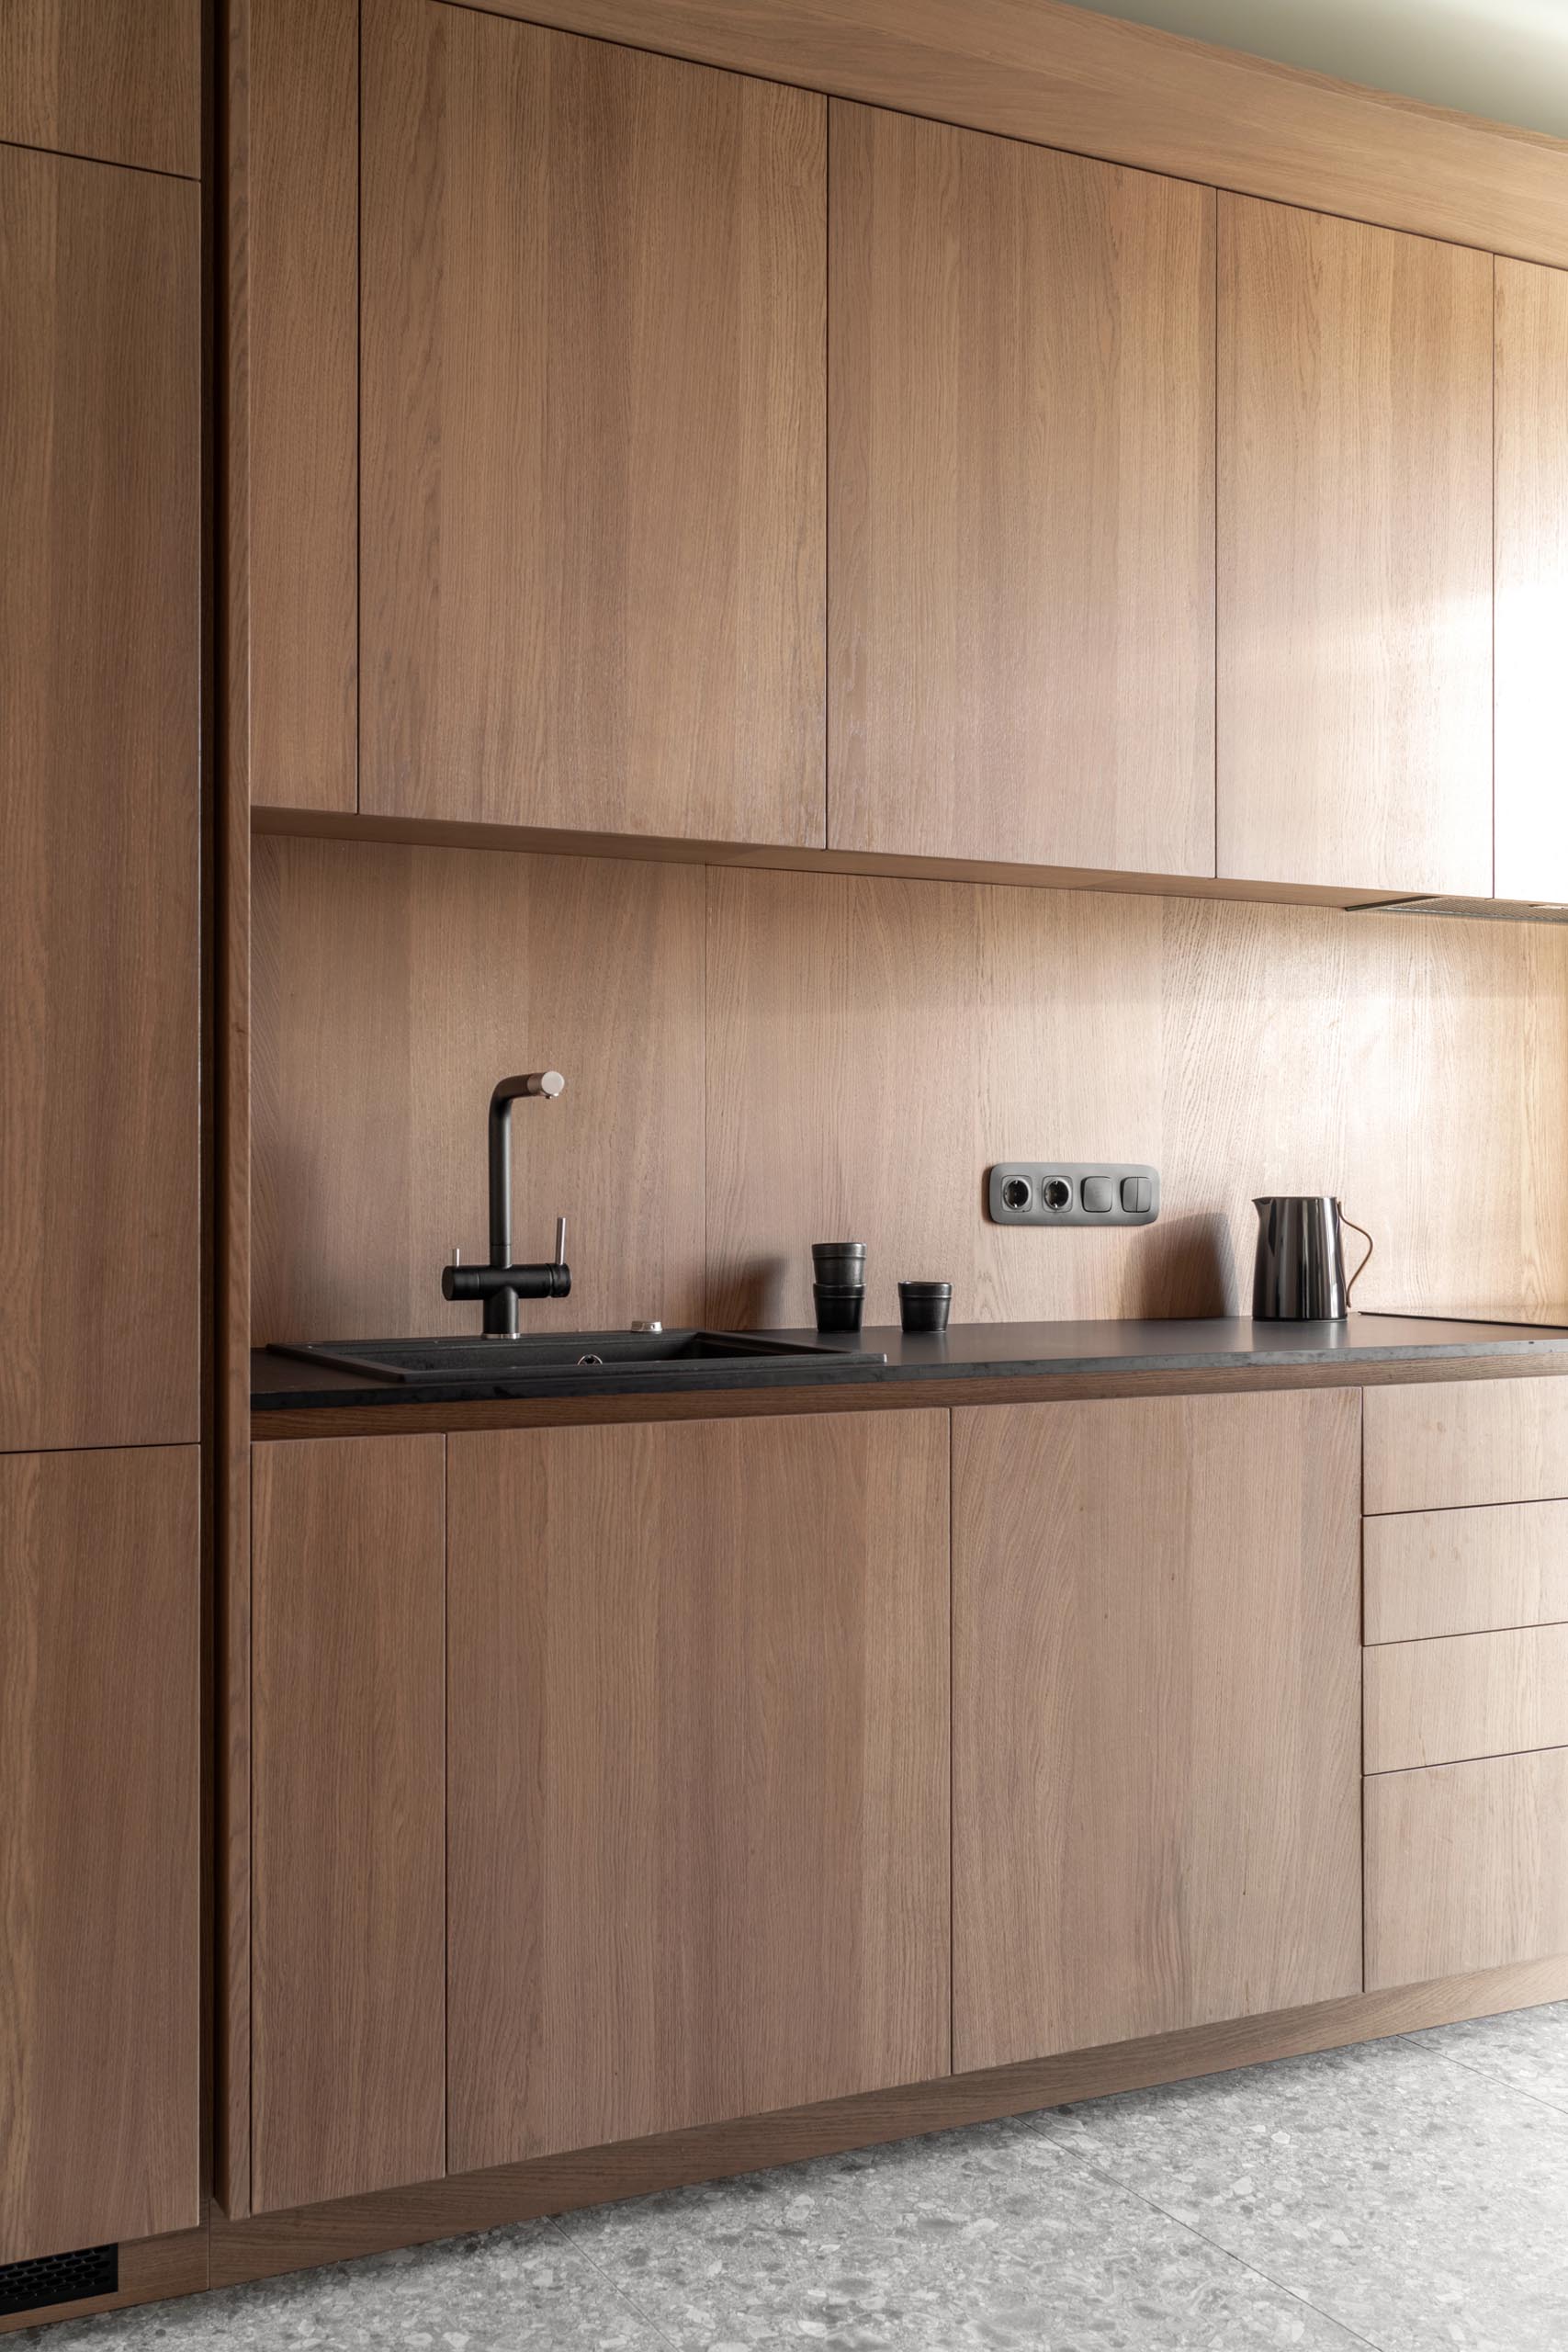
left=488, top=1070, right=565, bottom=1265
left=444, top=1069, right=570, bottom=1336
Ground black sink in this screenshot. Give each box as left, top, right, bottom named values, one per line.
left=269, top=1329, right=886, bottom=1385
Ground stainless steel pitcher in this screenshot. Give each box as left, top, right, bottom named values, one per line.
left=1252, top=1196, right=1374, bottom=1321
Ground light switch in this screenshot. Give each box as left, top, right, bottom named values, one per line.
left=1122, top=1175, right=1152, bottom=1214
left=1081, top=1176, right=1114, bottom=1213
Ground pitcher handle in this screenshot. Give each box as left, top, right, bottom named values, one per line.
left=1342, top=1212, right=1374, bottom=1303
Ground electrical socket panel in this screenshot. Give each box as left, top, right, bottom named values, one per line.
left=987, top=1162, right=1160, bottom=1227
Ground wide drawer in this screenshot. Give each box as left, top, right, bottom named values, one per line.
left=1366, top=1748, right=1568, bottom=1986
left=1364, top=1377, right=1568, bottom=1514
left=1365, top=1623, right=1568, bottom=1770
left=1364, top=1498, right=1568, bottom=1642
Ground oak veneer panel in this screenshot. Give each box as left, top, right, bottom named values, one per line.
left=1365, top=1378, right=1568, bottom=1513
left=1365, top=1500, right=1568, bottom=1644
left=458, top=0, right=1568, bottom=271
left=0, top=146, right=199, bottom=1451
left=1365, top=1625, right=1568, bottom=1772
left=0, top=1448, right=198, bottom=2265
left=1495, top=257, right=1568, bottom=903
left=1218, top=197, right=1493, bottom=896
left=252, top=1436, right=446, bottom=2211
left=0, top=0, right=199, bottom=175
left=1367, top=1750, right=1568, bottom=1986
left=446, top=1410, right=950, bottom=2169
left=705, top=868, right=1568, bottom=1330
left=953, top=1390, right=1362, bottom=2070
left=362, top=2, right=825, bottom=844
left=829, top=102, right=1213, bottom=874
left=232, top=0, right=358, bottom=812
left=251, top=836, right=705, bottom=1342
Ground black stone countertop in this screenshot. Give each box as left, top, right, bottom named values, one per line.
left=252, top=1312, right=1568, bottom=1413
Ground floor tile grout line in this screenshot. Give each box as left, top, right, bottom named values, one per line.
left=1019, top=2111, right=1392, bottom=2352
left=542, top=2211, right=688, bottom=2350
left=1400, top=2033, right=1568, bottom=2120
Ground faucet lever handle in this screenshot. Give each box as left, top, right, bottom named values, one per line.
left=554, top=1216, right=567, bottom=1269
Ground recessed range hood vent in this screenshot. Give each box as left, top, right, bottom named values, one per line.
left=1349, top=896, right=1568, bottom=926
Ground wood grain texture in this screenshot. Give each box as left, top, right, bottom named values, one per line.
left=0, top=2225, right=207, bottom=2339
left=0, top=1448, right=199, bottom=2266
left=0, top=146, right=199, bottom=1450
left=1218, top=196, right=1493, bottom=895
left=451, top=0, right=1568, bottom=271
left=446, top=1411, right=950, bottom=2169
left=1364, top=1499, right=1568, bottom=1643
left=251, top=836, right=705, bottom=1342
left=0, top=0, right=199, bottom=175
left=1366, top=1625, right=1568, bottom=1771
left=829, top=101, right=1213, bottom=873
left=953, top=1389, right=1362, bottom=2071
left=1495, top=257, right=1568, bottom=903
left=251, top=1437, right=446, bottom=2212
left=361, top=0, right=825, bottom=844
left=231, top=0, right=357, bottom=812
left=1365, top=1377, right=1568, bottom=1512
left=705, top=869, right=1568, bottom=1330
left=1367, top=1749, right=1568, bottom=1985
left=210, top=1953, right=1568, bottom=2290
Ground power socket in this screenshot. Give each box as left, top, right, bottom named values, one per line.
left=987, top=1162, right=1160, bottom=1227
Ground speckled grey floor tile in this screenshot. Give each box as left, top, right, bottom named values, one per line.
left=12, top=2222, right=672, bottom=2352
left=1403, top=1996, right=1568, bottom=2114
left=1032, top=2030, right=1568, bottom=2352
left=554, top=2117, right=1366, bottom=2349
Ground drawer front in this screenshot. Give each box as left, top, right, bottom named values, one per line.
left=1364, top=1377, right=1568, bottom=1513
left=1366, top=1748, right=1568, bottom=1986
left=1364, top=1498, right=1568, bottom=1642
left=1365, top=1623, right=1568, bottom=1770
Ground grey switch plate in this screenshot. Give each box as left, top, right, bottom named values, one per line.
left=987, top=1162, right=1160, bottom=1227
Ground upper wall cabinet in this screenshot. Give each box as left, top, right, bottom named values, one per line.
left=1495, top=257, right=1568, bottom=905
left=1217, top=197, right=1493, bottom=897
left=0, top=0, right=200, bottom=176
left=0, top=146, right=199, bottom=1452
left=829, top=104, right=1215, bottom=876
left=361, top=3, right=827, bottom=846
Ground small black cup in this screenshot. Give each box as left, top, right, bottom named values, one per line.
left=898, top=1281, right=952, bottom=1335
left=813, top=1282, right=865, bottom=1336
left=812, top=1241, right=866, bottom=1281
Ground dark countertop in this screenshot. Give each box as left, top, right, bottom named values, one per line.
left=252, top=1311, right=1568, bottom=1414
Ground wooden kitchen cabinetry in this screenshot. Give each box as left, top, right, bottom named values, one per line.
left=0, top=0, right=200, bottom=176
left=0, top=1447, right=199, bottom=2266
left=1495, top=255, right=1568, bottom=903
left=251, top=1436, right=446, bottom=2212
left=0, top=143, right=199, bottom=1452
left=446, top=1411, right=950, bottom=2170
left=953, top=1389, right=1363, bottom=2070
left=1218, top=196, right=1493, bottom=897
left=829, top=103, right=1214, bottom=874
left=360, top=3, right=826, bottom=846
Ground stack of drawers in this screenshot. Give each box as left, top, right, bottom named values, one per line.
left=1363, top=1378, right=1568, bottom=1987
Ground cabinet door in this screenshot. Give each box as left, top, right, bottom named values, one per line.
left=1218, top=197, right=1492, bottom=895
left=362, top=3, right=826, bottom=845
left=252, top=1436, right=446, bottom=2211
left=1495, top=257, right=1568, bottom=903
left=0, top=145, right=198, bottom=1451
left=447, top=1411, right=949, bottom=2171
left=829, top=102, right=1214, bottom=874
left=953, top=1390, right=1361, bottom=2071
left=0, top=1447, right=198, bottom=2265
left=0, top=0, right=199, bottom=175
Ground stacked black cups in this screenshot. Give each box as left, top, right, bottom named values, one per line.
left=812, top=1241, right=866, bottom=1334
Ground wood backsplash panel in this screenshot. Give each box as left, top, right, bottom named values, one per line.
left=252, top=837, right=706, bottom=1341
left=706, top=870, right=1568, bottom=1328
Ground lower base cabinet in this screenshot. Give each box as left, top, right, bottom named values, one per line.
left=1368, top=1745, right=1568, bottom=1987
left=953, top=1390, right=1363, bottom=2070
left=0, top=1446, right=198, bottom=2265
left=446, top=1410, right=951, bottom=2170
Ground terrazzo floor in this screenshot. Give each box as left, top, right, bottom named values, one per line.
left=22, top=2001, right=1568, bottom=2351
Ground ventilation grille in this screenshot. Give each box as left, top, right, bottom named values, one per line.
left=0, top=2244, right=118, bottom=2318
left=1351, top=896, right=1568, bottom=925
